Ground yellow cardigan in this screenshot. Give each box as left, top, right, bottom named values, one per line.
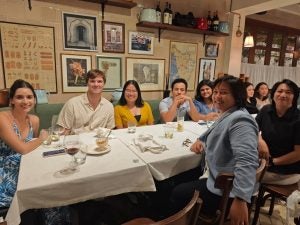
left=114, top=102, right=154, bottom=128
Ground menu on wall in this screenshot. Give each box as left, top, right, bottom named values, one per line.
left=0, top=22, right=57, bottom=92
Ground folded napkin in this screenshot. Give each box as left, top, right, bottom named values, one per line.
left=133, top=134, right=167, bottom=154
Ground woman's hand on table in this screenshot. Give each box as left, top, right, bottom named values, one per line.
left=190, top=139, right=204, bottom=154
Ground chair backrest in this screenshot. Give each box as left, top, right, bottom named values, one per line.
left=154, top=190, right=202, bottom=225
left=211, top=158, right=267, bottom=225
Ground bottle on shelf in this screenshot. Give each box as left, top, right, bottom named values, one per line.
left=213, top=10, right=219, bottom=31
left=156, top=1, right=161, bottom=23
left=163, top=2, right=169, bottom=24
left=168, top=3, right=173, bottom=25
left=207, top=11, right=212, bottom=31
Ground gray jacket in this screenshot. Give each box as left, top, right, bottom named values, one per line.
left=200, top=107, right=259, bottom=203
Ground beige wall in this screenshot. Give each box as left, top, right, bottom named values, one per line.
left=0, top=0, right=229, bottom=103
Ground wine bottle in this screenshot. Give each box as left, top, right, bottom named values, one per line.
left=213, top=10, right=219, bottom=31
left=207, top=11, right=212, bottom=31
left=163, top=2, right=169, bottom=24
left=168, top=3, right=173, bottom=25
left=156, top=1, right=161, bottom=23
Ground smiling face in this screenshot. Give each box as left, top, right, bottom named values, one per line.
left=87, top=75, right=105, bottom=94
left=124, top=83, right=138, bottom=104
left=10, top=87, right=36, bottom=113
left=273, top=83, right=294, bottom=110
left=200, top=85, right=213, bottom=100
left=212, top=82, right=236, bottom=113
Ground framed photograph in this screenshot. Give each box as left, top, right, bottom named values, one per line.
left=61, top=54, right=92, bottom=93
left=0, top=22, right=57, bottom=92
left=63, top=12, right=97, bottom=51
left=198, top=58, right=216, bottom=81
left=96, top=56, right=122, bottom=90
left=126, top=58, right=165, bottom=91
left=102, top=21, right=125, bottom=53
left=169, top=41, right=198, bottom=90
left=205, top=43, right=219, bottom=57
left=128, top=31, right=154, bottom=55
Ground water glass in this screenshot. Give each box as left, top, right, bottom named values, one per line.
left=96, top=137, right=108, bottom=150
left=177, top=116, right=184, bottom=132
left=74, top=144, right=87, bottom=165
left=43, top=127, right=53, bottom=146
left=164, top=123, right=174, bottom=139
left=128, top=121, right=137, bottom=134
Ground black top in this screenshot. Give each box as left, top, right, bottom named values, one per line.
left=245, top=97, right=258, bottom=114
left=134, top=115, right=141, bottom=122
left=256, top=104, right=300, bottom=174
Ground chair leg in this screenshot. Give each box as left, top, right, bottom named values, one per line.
left=268, top=195, right=275, bottom=216
left=252, top=186, right=266, bottom=225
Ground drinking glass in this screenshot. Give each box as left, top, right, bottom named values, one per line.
left=127, top=121, right=137, bottom=133
left=63, top=134, right=81, bottom=169
left=51, top=125, right=64, bottom=146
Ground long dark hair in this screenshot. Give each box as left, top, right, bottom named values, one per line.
left=254, top=82, right=269, bottom=101
left=195, top=79, right=214, bottom=102
left=214, top=75, right=246, bottom=108
left=270, top=79, right=299, bottom=109
left=9, top=79, right=37, bottom=109
left=118, top=80, right=144, bottom=107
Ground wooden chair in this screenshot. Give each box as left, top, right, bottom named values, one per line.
left=198, top=158, right=267, bottom=225
left=121, top=191, right=202, bottom=225
left=251, top=182, right=299, bottom=225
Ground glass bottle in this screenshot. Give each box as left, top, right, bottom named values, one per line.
left=213, top=11, right=219, bottom=31
left=163, top=2, right=169, bottom=24
left=168, top=3, right=173, bottom=25
left=207, top=11, right=212, bottom=31
left=156, top=1, right=161, bottom=23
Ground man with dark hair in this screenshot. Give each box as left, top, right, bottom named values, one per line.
left=159, top=78, right=203, bottom=122
left=57, top=69, right=115, bottom=134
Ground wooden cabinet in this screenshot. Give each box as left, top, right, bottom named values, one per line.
left=243, top=18, right=300, bottom=67
left=136, top=21, right=229, bottom=44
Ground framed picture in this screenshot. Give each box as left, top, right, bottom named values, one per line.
left=63, top=12, right=97, bottom=51
left=126, top=58, right=165, bottom=91
left=96, top=56, right=122, bottom=90
left=102, top=21, right=125, bottom=53
left=205, top=43, right=219, bottom=57
left=169, top=41, right=198, bottom=90
left=0, top=22, right=57, bottom=92
left=61, top=54, right=92, bottom=93
left=128, top=31, right=154, bottom=55
left=198, top=58, right=216, bottom=81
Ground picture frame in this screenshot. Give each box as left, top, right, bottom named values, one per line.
left=102, top=21, right=125, bottom=53
left=128, top=31, right=154, bottom=55
left=198, top=58, right=216, bottom=82
left=205, top=43, right=219, bottom=57
left=63, top=13, right=97, bottom=51
left=0, top=22, right=57, bottom=92
left=169, top=41, right=198, bottom=91
left=96, top=56, right=122, bottom=90
left=61, top=54, right=92, bottom=93
left=126, top=57, right=165, bottom=91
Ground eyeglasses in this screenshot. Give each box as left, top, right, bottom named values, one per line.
left=182, top=138, right=192, bottom=147
left=125, top=89, right=137, bottom=93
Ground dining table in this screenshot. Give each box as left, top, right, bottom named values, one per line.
left=5, top=121, right=207, bottom=225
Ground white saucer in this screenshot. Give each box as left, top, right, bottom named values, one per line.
left=84, top=144, right=111, bottom=155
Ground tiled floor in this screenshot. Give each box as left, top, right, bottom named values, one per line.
left=252, top=201, right=295, bottom=225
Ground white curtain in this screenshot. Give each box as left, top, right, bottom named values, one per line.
left=240, top=63, right=300, bottom=87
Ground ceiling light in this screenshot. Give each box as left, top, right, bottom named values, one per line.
left=244, top=34, right=254, bottom=47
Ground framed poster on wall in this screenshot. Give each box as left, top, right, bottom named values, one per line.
left=102, top=21, right=125, bottom=53
left=198, top=58, right=216, bottom=81
left=126, top=57, right=165, bottom=91
left=96, top=56, right=122, bottom=90
left=0, top=22, right=57, bottom=92
left=61, top=54, right=92, bottom=93
left=63, top=12, right=97, bottom=51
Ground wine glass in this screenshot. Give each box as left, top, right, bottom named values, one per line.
left=62, top=134, right=81, bottom=172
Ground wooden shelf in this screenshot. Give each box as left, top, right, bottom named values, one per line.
left=80, top=0, right=137, bottom=9
left=136, top=21, right=229, bottom=44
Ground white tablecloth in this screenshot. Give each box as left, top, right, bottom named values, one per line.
left=115, top=122, right=204, bottom=181
left=6, top=133, right=156, bottom=225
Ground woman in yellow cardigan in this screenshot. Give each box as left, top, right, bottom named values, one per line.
left=114, top=80, right=154, bottom=128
